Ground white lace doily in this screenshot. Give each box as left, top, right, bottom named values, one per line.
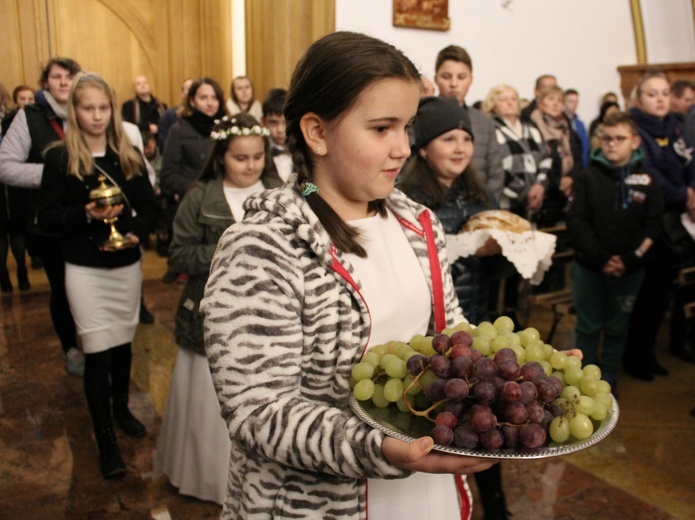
left=445, top=229, right=557, bottom=285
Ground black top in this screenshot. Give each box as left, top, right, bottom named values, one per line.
left=37, top=145, right=158, bottom=268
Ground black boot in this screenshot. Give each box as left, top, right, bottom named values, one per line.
left=112, top=396, right=146, bottom=438
left=94, top=422, right=126, bottom=479
left=17, top=266, right=30, bottom=291
left=0, top=270, right=12, bottom=293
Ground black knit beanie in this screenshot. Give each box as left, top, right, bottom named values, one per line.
left=412, top=96, right=474, bottom=152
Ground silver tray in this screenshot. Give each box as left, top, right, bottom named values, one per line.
left=349, top=393, right=619, bottom=459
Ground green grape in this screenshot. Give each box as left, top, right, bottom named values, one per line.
left=542, top=343, right=554, bottom=360
left=524, top=342, right=546, bottom=362
left=569, top=413, right=594, bottom=439
left=594, top=391, right=614, bottom=410
left=565, top=355, right=582, bottom=369
left=353, top=379, right=375, bottom=401
left=419, top=337, right=436, bottom=356
left=351, top=361, right=375, bottom=381
left=403, top=375, right=422, bottom=396
left=370, top=344, right=388, bottom=357
left=396, top=397, right=411, bottom=413
left=539, top=360, right=553, bottom=376
left=549, top=416, right=571, bottom=443
left=561, top=385, right=581, bottom=403
left=596, top=380, right=612, bottom=395
left=504, top=331, right=521, bottom=347
left=575, top=395, right=597, bottom=416
left=394, top=342, right=413, bottom=360
left=381, top=354, right=407, bottom=379
left=372, top=384, right=389, bottom=408
left=582, top=364, right=602, bottom=380
left=441, top=327, right=456, bottom=337
left=590, top=402, right=608, bottom=421
left=493, top=315, right=515, bottom=333
left=474, top=321, right=498, bottom=338
left=579, top=376, right=599, bottom=396
left=549, top=350, right=568, bottom=370
left=552, top=397, right=571, bottom=412
left=419, top=369, right=438, bottom=388
left=349, top=375, right=358, bottom=390
left=403, top=350, right=422, bottom=362
left=454, top=321, right=474, bottom=333
left=472, top=335, right=492, bottom=356
left=563, top=366, right=584, bottom=386
left=362, top=351, right=381, bottom=368
left=518, top=327, right=541, bottom=346
left=383, top=378, right=404, bottom=402
left=551, top=370, right=566, bottom=383
left=490, top=335, right=511, bottom=353
left=510, top=344, right=526, bottom=364
left=409, top=334, right=425, bottom=351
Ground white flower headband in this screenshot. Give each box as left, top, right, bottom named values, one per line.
left=210, top=115, right=270, bottom=140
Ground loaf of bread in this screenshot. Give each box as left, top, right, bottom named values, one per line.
left=462, top=210, right=532, bottom=234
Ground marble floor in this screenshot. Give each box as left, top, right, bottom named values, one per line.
left=1, top=249, right=693, bottom=519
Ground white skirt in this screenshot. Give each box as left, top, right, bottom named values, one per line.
left=64, top=262, right=141, bottom=353
left=155, top=347, right=231, bottom=505
left=368, top=473, right=471, bottom=520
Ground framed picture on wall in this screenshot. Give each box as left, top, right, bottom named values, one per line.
left=393, top=0, right=450, bottom=31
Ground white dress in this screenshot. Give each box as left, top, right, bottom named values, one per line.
left=155, top=182, right=263, bottom=504
left=346, top=211, right=471, bottom=520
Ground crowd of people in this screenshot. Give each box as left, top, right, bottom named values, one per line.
left=1, top=30, right=694, bottom=520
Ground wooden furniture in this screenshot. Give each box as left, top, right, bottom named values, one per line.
left=528, top=224, right=575, bottom=343
left=617, top=62, right=695, bottom=104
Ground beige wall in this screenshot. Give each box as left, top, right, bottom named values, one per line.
left=1, top=0, right=334, bottom=112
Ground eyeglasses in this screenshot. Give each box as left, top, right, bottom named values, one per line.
left=599, top=135, right=632, bottom=144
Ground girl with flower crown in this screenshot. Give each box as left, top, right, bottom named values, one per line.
left=155, top=112, right=282, bottom=504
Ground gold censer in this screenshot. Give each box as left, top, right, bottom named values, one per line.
left=89, top=176, right=135, bottom=251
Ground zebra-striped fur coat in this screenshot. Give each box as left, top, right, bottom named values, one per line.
left=201, top=185, right=466, bottom=519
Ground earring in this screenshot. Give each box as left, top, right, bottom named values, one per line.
left=315, top=146, right=324, bottom=156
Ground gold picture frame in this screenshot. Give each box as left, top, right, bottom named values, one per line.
left=393, top=0, right=450, bottom=31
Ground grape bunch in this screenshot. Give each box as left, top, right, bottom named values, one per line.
left=350, top=316, right=614, bottom=450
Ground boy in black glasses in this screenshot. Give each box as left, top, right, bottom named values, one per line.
left=567, top=111, right=663, bottom=391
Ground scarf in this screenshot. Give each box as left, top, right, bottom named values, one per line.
left=185, top=108, right=224, bottom=138
left=530, top=108, right=573, bottom=175
left=42, top=91, right=68, bottom=121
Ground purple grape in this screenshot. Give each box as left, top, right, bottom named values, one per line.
left=540, top=410, right=554, bottom=429
left=548, top=375, right=564, bottom=395
left=474, top=380, right=497, bottom=404
left=451, top=356, right=474, bottom=378
left=432, top=333, right=451, bottom=354
left=424, top=378, right=446, bottom=402
left=519, top=361, right=544, bottom=383
left=497, top=359, right=521, bottom=381
left=471, top=405, right=497, bottom=433
left=502, top=425, right=519, bottom=448
left=406, top=354, right=428, bottom=376
left=430, top=354, right=451, bottom=378
left=453, top=425, right=479, bottom=449
left=519, top=423, right=547, bottom=449
left=526, top=402, right=545, bottom=424
left=450, top=330, right=473, bottom=347
left=519, top=381, right=538, bottom=405
left=431, top=424, right=454, bottom=446
left=479, top=428, right=504, bottom=450
left=491, top=376, right=506, bottom=391
left=546, top=403, right=564, bottom=418
left=469, top=349, right=483, bottom=363
left=443, top=400, right=467, bottom=419
left=504, top=401, right=528, bottom=424
left=444, top=378, right=470, bottom=401
left=536, top=378, right=558, bottom=403
left=435, top=411, right=458, bottom=430
left=474, top=357, right=498, bottom=380
left=450, top=344, right=473, bottom=360
left=493, top=348, right=517, bottom=363
left=500, top=381, right=522, bottom=402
